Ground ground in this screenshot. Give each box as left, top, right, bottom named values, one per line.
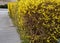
left=0, top=9, right=21, bottom=43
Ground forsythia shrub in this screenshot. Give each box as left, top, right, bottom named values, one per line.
left=8, top=0, right=60, bottom=43
left=8, top=2, right=18, bottom=25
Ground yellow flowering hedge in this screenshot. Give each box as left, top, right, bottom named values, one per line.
left=8, top=2, right=18, bottom=25
left=8, top=0, right=60, bottom=43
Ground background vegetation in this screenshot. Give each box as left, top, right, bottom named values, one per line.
left=0, top=4, right=7, bottom=8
